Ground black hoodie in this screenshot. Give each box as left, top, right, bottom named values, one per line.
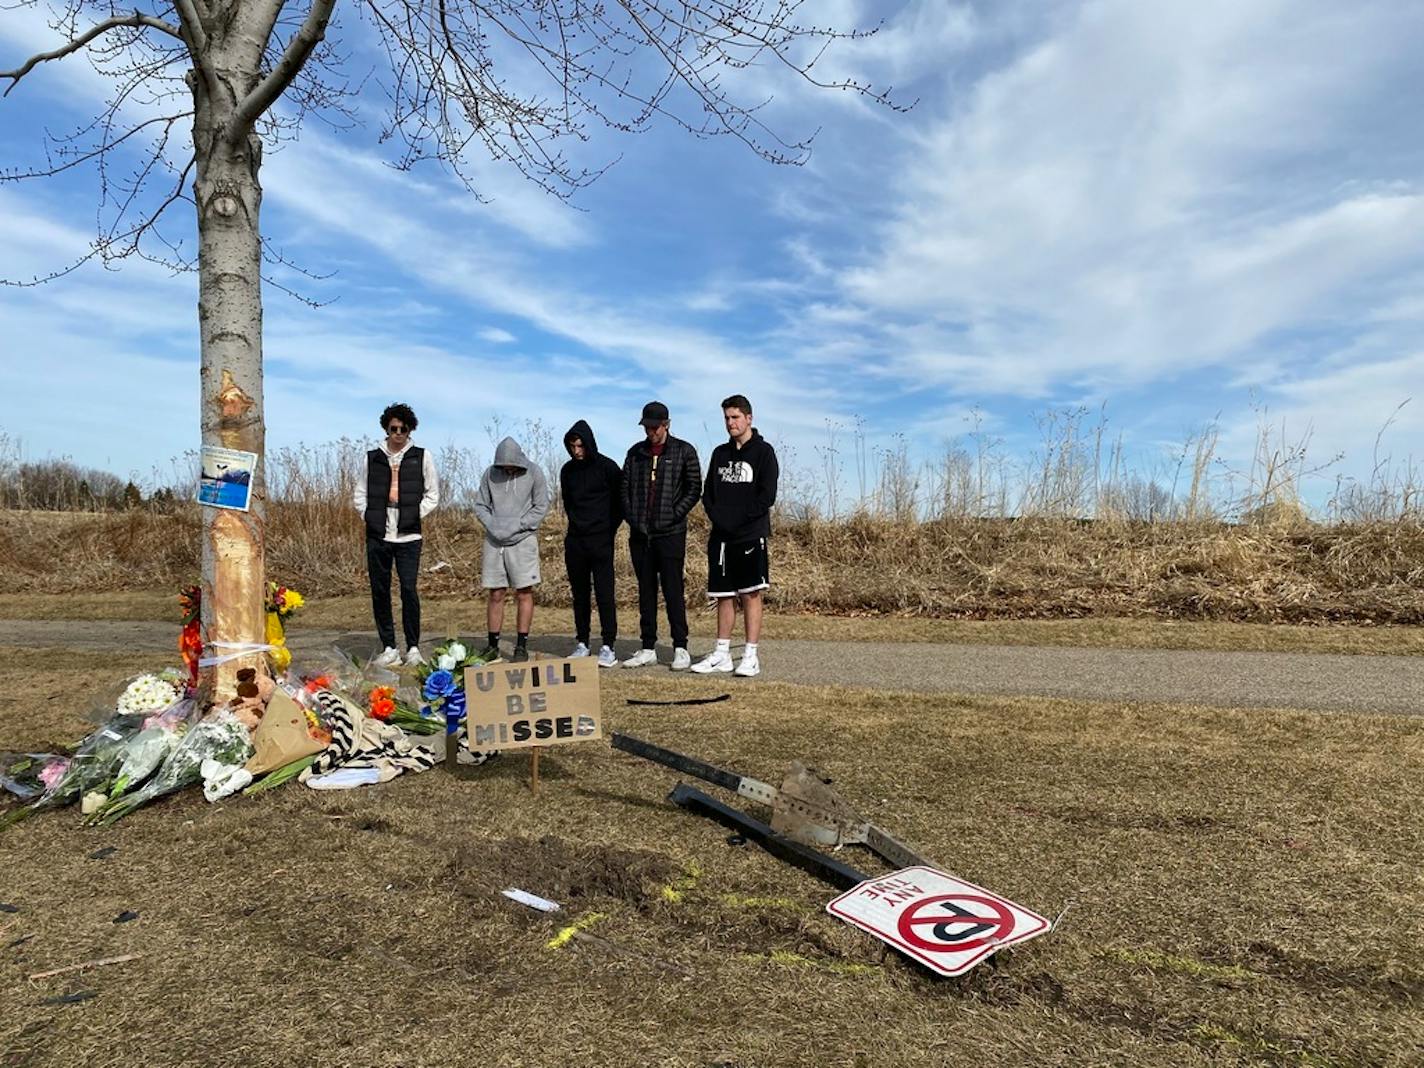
left=560, top=419, right=624, bottom=541
left=702, top=429, right=779, bottom=542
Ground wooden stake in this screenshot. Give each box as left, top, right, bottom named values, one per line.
left=29, top=953, right=142, bottom=981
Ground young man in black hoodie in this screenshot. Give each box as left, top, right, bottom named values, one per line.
left=691, top=394, right=779, bottom=678
left=560, top=420, right=623, bottom=668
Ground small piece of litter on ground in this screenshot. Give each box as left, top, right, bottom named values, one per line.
left=112, top=911, right=139, bottom=924
left=9, top=934, right=35, bottom=948
left=0, top=903, right=18, bottom=913
left=29, top=953, right=142, bottom=981
left=626, top=694, right=730, bottom=707
left=88, top=847, right=118, bottom=860
left=502, top=888, right=561, bottom=913
left=39, top=991, right=96, bottom=1005
left=725, top=834, right=747, bottom=847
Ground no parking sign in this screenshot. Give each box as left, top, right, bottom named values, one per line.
left=826, top=866, right=1050, bottom=976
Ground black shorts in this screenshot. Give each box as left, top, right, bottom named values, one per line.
left=707, top=536, right=769, bottom=597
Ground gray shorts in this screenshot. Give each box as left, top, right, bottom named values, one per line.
left=482, top=535, right=541, bottom=589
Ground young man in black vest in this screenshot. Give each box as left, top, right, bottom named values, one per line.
left=354, top=403, right=440, bottom=667
left=620, top=401, right=701, bottom=670
left=691, top=394, right=778, bottom=678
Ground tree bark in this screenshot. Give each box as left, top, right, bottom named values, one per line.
left=191, top=55, right=267, bottom=702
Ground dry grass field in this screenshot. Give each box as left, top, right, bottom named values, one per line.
left=2, top=646, right=1421, bottom=1067
left=4, top=507, right=1424, bottom=625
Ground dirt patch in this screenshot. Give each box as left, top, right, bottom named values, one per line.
left=442, top=835, right=679, bottom=909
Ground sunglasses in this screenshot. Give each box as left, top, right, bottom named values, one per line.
left=387, top=424, right=409, bottom=434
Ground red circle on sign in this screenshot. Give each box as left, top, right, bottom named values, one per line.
left=896, top=894, right=1016, bottom=954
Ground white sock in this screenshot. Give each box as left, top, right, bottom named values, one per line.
left=715, top=639, right=731, bottom=654
left=744, top=643, right=758, bottom=657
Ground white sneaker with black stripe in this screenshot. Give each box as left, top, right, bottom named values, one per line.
left=733, top=651, right=761, bottom=678
left=691, top=649, right=733, bottom=674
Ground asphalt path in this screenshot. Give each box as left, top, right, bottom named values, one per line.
left=3, top=619, right=1420, bottom=716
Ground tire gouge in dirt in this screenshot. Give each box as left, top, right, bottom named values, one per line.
left=611, top=732, right=934, bottom=869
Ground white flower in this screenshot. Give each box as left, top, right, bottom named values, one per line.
left=116, top=674, right=182, bottom=716
left=446, top=642, right=468, bottom=661
left=436, top=653, right=457, bottom=671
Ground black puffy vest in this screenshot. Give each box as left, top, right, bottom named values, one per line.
left=365, top=446, right=425, bottom=539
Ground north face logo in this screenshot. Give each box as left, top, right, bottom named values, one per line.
left=718, top=460, right=754, bottom=484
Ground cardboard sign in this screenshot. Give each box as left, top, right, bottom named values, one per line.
left=826, top=866, right=1050, bottom=977
left=244, top=689, right=326, bottom=774
left=463, top=657, right=601, bottom=751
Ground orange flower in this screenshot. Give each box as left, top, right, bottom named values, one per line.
left=369, top=685, right=397, bottom=721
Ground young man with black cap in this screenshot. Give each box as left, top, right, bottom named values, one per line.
left=560, top=419, right=623, bottom=668
left=691, top=394, right=778, bottom=678
left=620, top=401, right=701, bottom=670
left=354, top=403, right=440, bottom=667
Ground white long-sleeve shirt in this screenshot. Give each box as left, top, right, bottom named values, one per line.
left=353, top=441, right=440, bottom=543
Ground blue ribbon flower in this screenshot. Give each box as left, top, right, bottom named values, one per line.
left=422, top=669, right=457, bottom=700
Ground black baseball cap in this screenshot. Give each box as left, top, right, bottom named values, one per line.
left=639, top=401, right=670, bottom=427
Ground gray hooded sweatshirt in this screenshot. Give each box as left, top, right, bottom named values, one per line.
left=474, top=437, right=551, bottom=546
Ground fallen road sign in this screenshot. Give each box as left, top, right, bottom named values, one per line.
left=826, top=866, right=1050, bottom=977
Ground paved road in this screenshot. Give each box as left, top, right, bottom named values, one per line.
left=3, top=619, right=1420, bottom=715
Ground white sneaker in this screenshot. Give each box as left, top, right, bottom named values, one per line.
left=670, top=648, right=691, bottom=671
left=690, top=649, right=733, bottom=674
left=373, top=647, right=401, bottom=667
left=734, top=653, right=761, bottom=678
left=621, top=648, right=658, bottom=669
left=404, top=646, right=425, bottom=666
left=570, top=642, right=591, bottom=658
left=597, top=646, right=618, bottom=668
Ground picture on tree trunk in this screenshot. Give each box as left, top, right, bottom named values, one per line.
left=197, top=446, right=257, bottom=512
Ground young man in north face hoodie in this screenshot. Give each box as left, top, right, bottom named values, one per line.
left=560, top=420, right=623, bottom=668
left=473, top=437, right=551, bottom=663
left=691, top=394, right=779, bottom=678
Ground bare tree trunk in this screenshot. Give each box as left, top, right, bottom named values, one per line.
left=191, top=59, right=267, bottom=701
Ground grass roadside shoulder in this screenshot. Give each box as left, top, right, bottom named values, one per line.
left=1, top=652, right=1421, bottom=1065
left=2, top=590, right=1422, bottom=656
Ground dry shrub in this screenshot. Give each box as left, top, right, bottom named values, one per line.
left=4, top=505, right=1424, bottom=624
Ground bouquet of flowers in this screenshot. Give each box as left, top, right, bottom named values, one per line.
left=116, top=672, right=185, bottom=717
left=91, top=710, right=254, bottom=826
left=178, top=585, right=203, bottom=688
left=365, top=684, right=443, bottom=735
left=1, top=712, right=149, bottom=830
left=107, top=698, right=198, bottom=799
left=265, top=581, right=306, bottom=673
left=1, top=752, right=69, bottom=801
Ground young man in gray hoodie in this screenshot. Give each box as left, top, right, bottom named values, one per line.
left=473, top=437, right=551, bottom=662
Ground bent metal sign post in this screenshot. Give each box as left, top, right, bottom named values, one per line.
left=463, top=656, right=601, bottom=791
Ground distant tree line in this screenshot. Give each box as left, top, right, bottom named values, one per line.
left=0, top=458, right=181, bottom=512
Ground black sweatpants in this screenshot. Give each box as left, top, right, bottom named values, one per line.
left=366, top=537, right=422, bottom=649
left=628, top=530, right=688, bottom=650
left=564, top=534, right=618, bottom=648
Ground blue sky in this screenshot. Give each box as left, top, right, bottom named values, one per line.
left=3, top=0, right=1424, bottom=514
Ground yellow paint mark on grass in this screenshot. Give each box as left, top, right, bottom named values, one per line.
left=718, top=894, right=800, bottom=910
left=1191, top=1023, right=1336, bottom=1067
left=547, top=912, right=606, bottom=950
left=1102, top=946, right=1258, bottom=984
left=660, top=862, right=703, bottom=902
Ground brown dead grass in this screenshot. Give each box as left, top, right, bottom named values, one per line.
left=1, top=647, right=1421, bottom=1067
left=4, top=508, right=1424, bottom=626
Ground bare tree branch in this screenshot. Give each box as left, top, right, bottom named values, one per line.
left=0, top=11, right=182, bottom=97
left=226, top=0, right=337, bottom=145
